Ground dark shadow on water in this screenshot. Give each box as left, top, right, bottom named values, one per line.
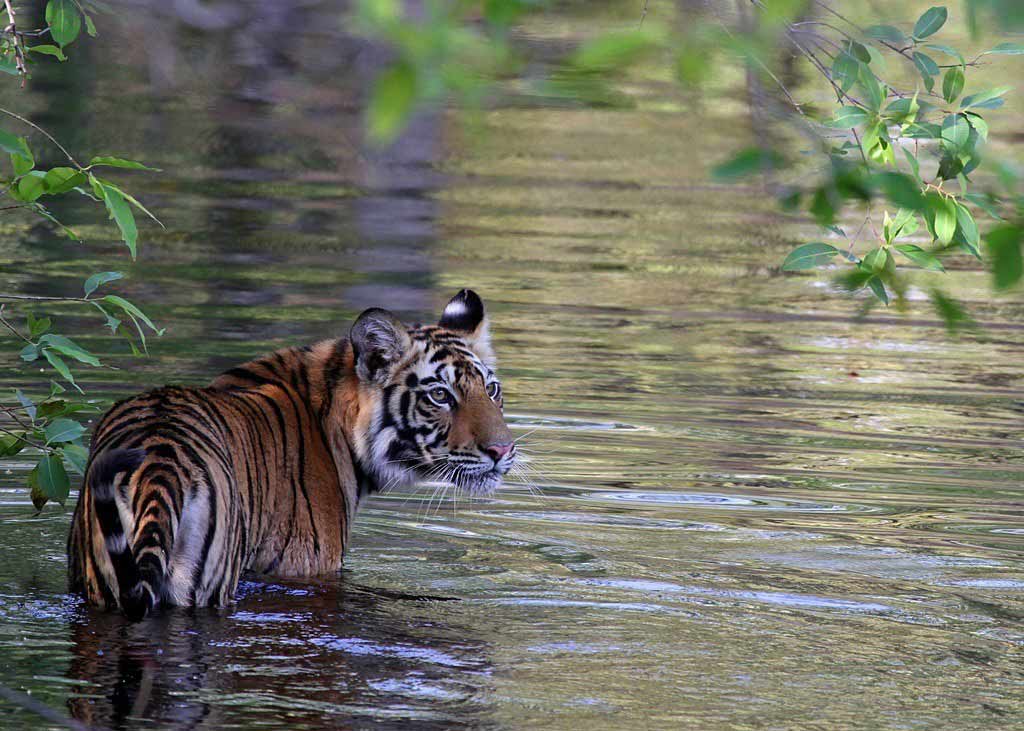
left=66, top=576, right=494, bottom=730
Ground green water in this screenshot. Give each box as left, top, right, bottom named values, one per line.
left=1, top=1, right=1023, bottom=729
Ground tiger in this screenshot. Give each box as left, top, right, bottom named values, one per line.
left=67, top=289, right=515, bottom=620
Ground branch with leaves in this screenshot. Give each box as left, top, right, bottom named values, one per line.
left=1, top=0, right=163, bottom=511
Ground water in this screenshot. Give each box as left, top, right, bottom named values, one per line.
left=2, top=1, right=1023, bottom=729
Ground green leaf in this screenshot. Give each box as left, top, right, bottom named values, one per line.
left=84, top=13, right=97, bottom=37
left=867, top=276, right=889, bottom=304
left=781, top=243, right=841, bottom=271
left=984, top=42, right=1024, bottom=55
left=964, top=192, right=1002, bottom=220
left=42, top=167, right=86, bottom=195
left=27, top=313, right=51, bottom=339
left=17, top=175, right=46, bottom=202
left=96, top=180, right=138, bottom=257
left=873, top=172, right=925, bottom=210
left=87, top=156, right=160, bottom=171
left=11, top=149, right=34, bottom=176
left=0, top=129, right=31, bottom=159
left=942, top=67, right=964, bottom=103
left=101, top=295, right=163, bottom=350
left=28, top=467, right=48, bottom=510
left=823, top=106, right=870, bottom=128
left=63, top=443, right=89, bottom=475
left=0, top=433, right=26, bottom=458
left=28, top=44, right=68, bottom=61
left=929, top=289, right=972, bottom=334
left=45, top=0, right=82, bottom=48
left=894, top=244, right=945, bottom=271
left=15, top=390, right=37, bottom=421
left=711, top=148, right=783, bottom=180
left=960, top=86, right=1011, bottom=110
left=84, top=271, right=124, bottom=297
left=955, top=203, right=979, bottom=248
left=857, top=66, right=886, bottom=110
left=984, top=225, right=1022, bottom=290
left=20, top=344, right=39, bottom=362
left=831, top=51, right=861, bottom=93
left=367, top=61, right=416, bottom=144
left=37, top=454, right=71, bottom=504
left=0, top=54, right=19, bottom=76
left=864, top=25, right=906, bottom=44
left=912, top=51, right=939, bottom=79
left=940, top=114, right=970, bottom=152
left=924, top=43, right=965, bottom=66
left=913, top=6, right=947, bottom=39
left=42, top=350, right=80, bottom=392
left=44, top=418, right=85, bottom=444
left=38, top=334, right=101, bottom=366
left=861, top=247, right=891, bottom=273
left=927, top=193, right=957, bottom=244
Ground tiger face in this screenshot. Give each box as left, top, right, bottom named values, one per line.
left=349, top=290, right=515, bottom=496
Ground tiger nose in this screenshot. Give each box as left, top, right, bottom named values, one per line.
left=483, top=442, right=513, bottom=462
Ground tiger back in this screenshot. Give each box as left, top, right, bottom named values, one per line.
left=67, top=290, right=516, bottom=619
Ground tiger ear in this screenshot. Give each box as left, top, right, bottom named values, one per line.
left=439, top=289, right=494, bottom=365
left=350, top=308, right=410, bottom=386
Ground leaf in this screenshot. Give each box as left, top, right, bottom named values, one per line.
left=28, top=468, right=48, bottom=511
left=955, top=203, right=979, bottom=248
left=873, top=172, right=925, bottom=210
left=857, top=66, right=886, bottom=110
left=0, top=129, right=31, bottom=159
left=902, top=148, right=921, bottom=181
left=20, top=344, right=39, bottom=362
left=960, top=86, right=1011, bottom=110
left=912, top=51, right=940, bottom=79
left=44, top=418, right=85, bottom=444
left=27, top=313, right=51, bottom=339
left=17, top=175, right=46, bottom=202
left=42, top=350, right=81, bottom=392
left=929, top=290, right=972, bottom=334
left=823, top=106, right=870, bottom=128
left=984, top=42, right=1024, bottom=55
left=96, top=180, right=138, bottom=258
left=831, top=51, right=861, bottom=93
left=984, top=225, right=1022, bottom=290
left=782, top=243, right=841, bottom=271
left=861, top=247, right=891, bottom=273
left=63, top=443, right=89, bottom=475
left=45, top=0, right=82, bottom=48
left=16, top=390, right=37, bottom=421
left=867, top=276, right=889, bottom=304
left=942, top=67, right=964, bottom=103
left=964, top=192, right=1002, bottom=220
left=864, top=25, right=906, bottom=44
left=913, top=6, right=948, bottom=39
left=711, top=148, right=784, bottom=180
left=101, top=295, right=163, bottom=350
left=84, top=271, right=124, bottom=297
left=43, top=167, right=87, bottom=195
left=38, top=334, right=101, bottom=366
left=84, top=13, right=97, bottom=37
left=88, top=156, right=160, bottom=171
left=940, top=114, right=970, bottom=152
left=924, top=43, right=965, bottom=65
left=927, top=193, right=957, bottom=244
left=367, top=61, right=416, bottom=144
left=37, top=454, right=71, bottom=504
left=0, top=433, right=26, bottom=458
left=28, top=44, right=67, bottom=61
left=894, top=244, right=945, bottom=271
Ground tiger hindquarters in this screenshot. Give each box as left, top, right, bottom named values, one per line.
left=89, top=447, right=174, bottom=621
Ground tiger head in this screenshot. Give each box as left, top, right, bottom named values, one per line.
left=348, top=290, right=515, bottom=496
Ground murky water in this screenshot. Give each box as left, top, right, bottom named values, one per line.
left=2, top=2, right=1023, bottom=729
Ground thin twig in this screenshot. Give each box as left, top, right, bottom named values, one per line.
left=639, top=0, right=649, bottom=28
left=0, top=305, right=32, bottom=344
left=0, top=294, right=90, bottom=303
left=0, top=108, right=81, bottom=167
left=0, top=682, right=96, bottom=731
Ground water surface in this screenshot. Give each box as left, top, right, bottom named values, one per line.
left=1, top=2, right=1023, bottom=729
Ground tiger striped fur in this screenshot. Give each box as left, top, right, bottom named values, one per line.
left=67, top=290, right=515, bottom=620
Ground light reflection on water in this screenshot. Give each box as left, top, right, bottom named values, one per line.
left=0, top=1, right=1023, bottom=730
